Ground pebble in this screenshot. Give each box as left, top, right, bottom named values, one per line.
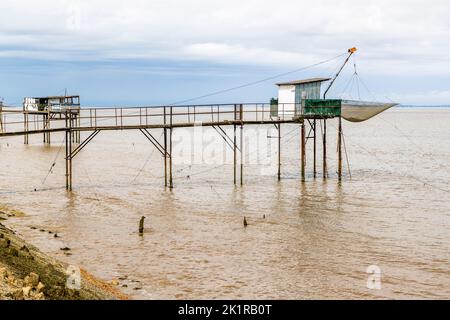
left=22, top=286, right=32, bottom=297
left=34, top=292, right=45, bottom=300
left=11, top=288, right=24, bottom=300
left=36, top=282, right=45, bottom=293
left=0, top=267, right=7, bottom=280
left=24, top=272, right=40, bottom=287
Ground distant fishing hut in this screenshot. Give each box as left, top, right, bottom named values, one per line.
left=22, top=95, right=81, bottom=144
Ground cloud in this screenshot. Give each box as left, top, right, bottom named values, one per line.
left=1, top=0, right=449, bottom=69
left=0, top=0, right=449, bottom=104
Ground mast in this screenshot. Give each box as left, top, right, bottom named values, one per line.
left=323, top=47, right=357, bottom=99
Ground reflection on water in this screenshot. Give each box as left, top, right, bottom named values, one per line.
left=0, top=108, right=449, bottom=299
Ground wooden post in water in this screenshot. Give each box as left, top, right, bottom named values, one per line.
left=45, top=111, right=51, bottom=145
left=76, top=114, right=81, bottom=144
left=323, top=119, right=327, bottom=179
left=233, top=104, right=237, bottom=185
left=169, top=106, right=173, bottom=189
left=338, top=116, right=343, bottom=181
left=278, top=123, right=281, bottom=181
left=240, top=122, right=243, bottom=186
left=68, top=114, right=72, bottom=190
left=313, top=119, right=316, bottom=178
left=234, top=123, right=237, bottom=185
left=43, top=114, right=47, bottom=144
left=24, top=111, right=29, bottom=144
left=163, top=106, right=168, bottom=188
left=301, top=120, right=306, bottom=182
left=65, top=112, right=72, bottom=191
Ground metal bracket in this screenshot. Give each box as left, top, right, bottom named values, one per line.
left=139, top=128, right=168, bottom=157
left=70, top=130, right=101, bottom=159
left=212, top=125, right=241, bottom=152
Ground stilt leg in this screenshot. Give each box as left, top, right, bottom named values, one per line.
left=301, top=120, right=305, bottom=182
left=323, top=119, right=327, bottom=179
left=338, top=116, right=343, bottom=181
left=65, top=130, right=69, bottom=190
left=313, top=119, right=316, bottom=178
left=278, top=123, right=281, bottom=181
left=164, top=128, right=168, bottom=187
left=234, top=124, right=237, bottom=185
left=169, top=106, right=173, bottom=189
left=240, top=123, right=243, bottom=186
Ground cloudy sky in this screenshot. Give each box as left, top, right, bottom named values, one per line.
left=0, top=0, right=449, bottom=106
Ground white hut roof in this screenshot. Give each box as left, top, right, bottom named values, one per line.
left=276, top=78, right=331, bottom=86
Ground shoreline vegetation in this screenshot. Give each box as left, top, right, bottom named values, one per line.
left=0, top=216, right=128, bottom=300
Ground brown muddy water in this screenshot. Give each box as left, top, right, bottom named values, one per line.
left=0, top=107, right=449, bottom=299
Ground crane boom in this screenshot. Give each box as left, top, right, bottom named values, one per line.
left=323, top=47, right=357, bottom=99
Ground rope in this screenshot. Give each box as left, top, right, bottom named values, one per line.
left=131, top=131, right=164, bottom=183
left=340, top=127, right=352, bottom=179
left=40, top=137, right=66, bottom=186
left=170, top=53, right=348, bottom=105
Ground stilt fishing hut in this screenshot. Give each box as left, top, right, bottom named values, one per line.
left=22, top=95, right=81, bottom=144
left=271, top=48, right=397, bottom=181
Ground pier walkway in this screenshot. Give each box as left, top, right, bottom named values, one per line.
left=0, top=103, right=342, bottom=190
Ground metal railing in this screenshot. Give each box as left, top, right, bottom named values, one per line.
left=0, top=102, right=340, bottom=135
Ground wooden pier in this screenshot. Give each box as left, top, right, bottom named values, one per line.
left=0, top=103, right=343, bottom=190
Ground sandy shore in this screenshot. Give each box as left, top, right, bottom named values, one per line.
left=0, top=221, right=128, bottom=300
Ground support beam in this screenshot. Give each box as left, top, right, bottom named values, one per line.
left=43, top=114, right=47, bottom=144
left=313, top=119, right=316, bottom=178
left=65, top=130, right=69, bottom=190
left=0, top=106, right=3, bottom=133
left=278, top=123, right=281, bottom=181
left=68, top=127, right=72, bottom=190
left=164, top=107, right=168, bottom=188
left=338, top=116, right=343, bottom=181
left=234, top=124, right=237, bottom=185
left=70, top=130, right=101, bottom=159
left=65, top=114, right=72, bottom=191
left=139, top=128, right=166, bottom=156
left=240, top=123, right=243, bottom=186
left=212, top=125, right=235, bottom=151
left=301, top=120, right=306, bottom=182
left=169, top=106, right=173, bottom=189
left=24, top=112, right=29, bottom=144
left=323, top=119, right=327, bottom=179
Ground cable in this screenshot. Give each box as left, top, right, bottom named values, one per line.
left=40, top=137, right=66, bottom=186
left=131, top=131, right=164, bottom=183
left=170, top=53, right=347, bottom=105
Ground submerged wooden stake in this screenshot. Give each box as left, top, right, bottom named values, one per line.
left=139, top=216, right=146, bottom=234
